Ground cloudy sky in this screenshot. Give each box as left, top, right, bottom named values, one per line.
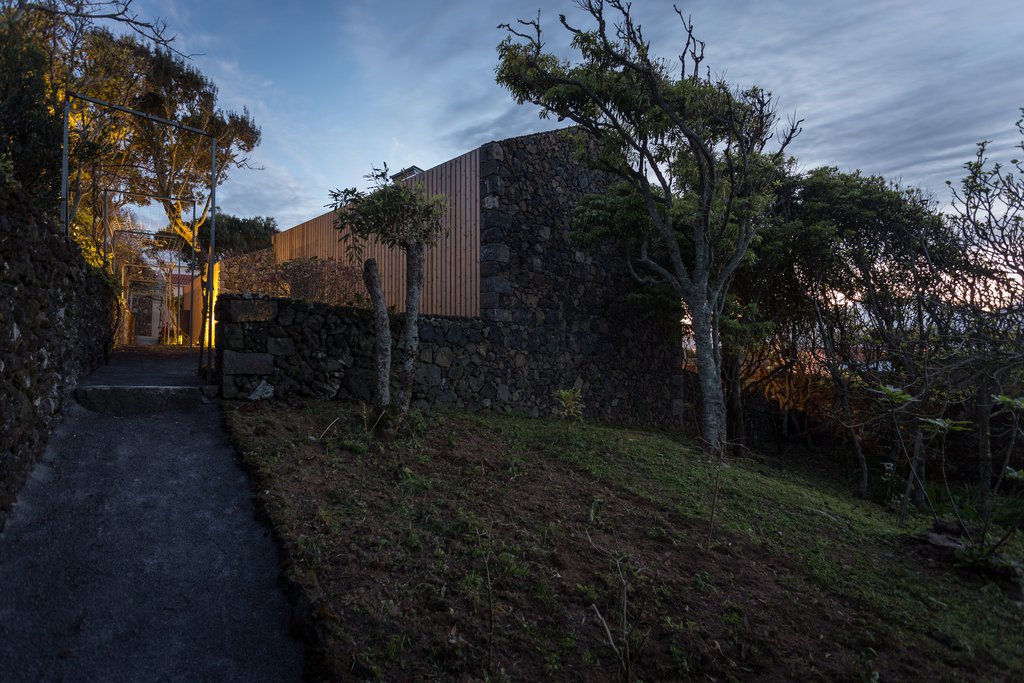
left=131, top=0, right=1024, bottom=229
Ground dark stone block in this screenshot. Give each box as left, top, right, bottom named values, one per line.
left=267, top=336, right=295, bottom=356
left=480, top=261, right=503, bottom=279
left=481, top=276, right=511, bottom=294
left=482, top=309, right=513, bottom=322
left=415, top=364, right=443, bottom=387
left=481, top=209, right=511, bottom=231
left=221, top=350, right=275, bottom=376
left=480, top=292, right=499, bottom=309
left=224, top=299, right=277, bottom=323
left=481, top=243, right=510, bottom=263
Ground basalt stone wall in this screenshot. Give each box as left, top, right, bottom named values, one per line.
left=0, top=172, right=116, bottom=527
left=217, top=129, right=683, bottom=427
left=475, top=130, right=682, bottom=424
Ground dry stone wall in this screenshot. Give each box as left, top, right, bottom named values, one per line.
left=218, top=129, right=683, bottom=427
left=1, top=173, right=116, bottom=526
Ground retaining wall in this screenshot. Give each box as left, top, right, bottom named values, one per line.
left=1, top=173, right=116, bottom=526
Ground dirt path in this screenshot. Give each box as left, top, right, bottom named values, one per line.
left=0, top=348, right=302, bottom=681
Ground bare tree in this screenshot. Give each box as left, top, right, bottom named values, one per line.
left=6, top=0, right=177, bottom=52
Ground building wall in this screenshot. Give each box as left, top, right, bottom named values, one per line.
left=272, top=149, right=480, bottom=317
left=217, top=130, right=683, bottom=427
left=0, top=173, right=116, bottom=527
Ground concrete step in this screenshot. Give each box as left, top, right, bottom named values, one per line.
left=74, top=385, right=210, bottom=415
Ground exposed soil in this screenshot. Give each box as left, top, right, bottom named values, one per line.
left=226, top=402, right=1022, bottom=682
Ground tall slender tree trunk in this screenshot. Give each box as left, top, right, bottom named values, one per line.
left=977, top=384, right=994, bottom=534
left=397, top=240, right=424, bottom=418
left=898, top=427, right=924, bottom=526
left=363, top=258, right=391, bottom=410
left=724, top=352, right=745, bottom=457
left=836, top=379, right=869, bottom=499
left=689, top=299, right=726, bottom=452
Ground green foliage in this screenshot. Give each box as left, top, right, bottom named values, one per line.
left=554, top=387, right=584, bottom=422
left=124, top=40, right=261, bottom=243
left=199, top=212, right=277, bottom=258
left=329, top=165, right=448, bottom=260
left=159, top=211, right=278, bottom=267
left=497, top=3, right=799, bottom=451
left=872, top=385, right=915, bottom=407
left=994, top=395, right=1024, bottom=414
left=0, top=21, right=60, bottom=211
left=918, top=417, right=972, bottom=434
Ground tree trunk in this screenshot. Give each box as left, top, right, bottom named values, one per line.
left=689, top=299, right=726, bottom=452
left=396, top=240, right=425, bottom=419
left=724, top=352, right=745, bottom=457
left=898, top=427, right=924, bottom=526
left=912, top=452, right=927, bottom=512
left=363, top=258, right=391, bottom=409
left=837, top=380, right=869, bottom=499
left=977, top=384, right=994, bottom=534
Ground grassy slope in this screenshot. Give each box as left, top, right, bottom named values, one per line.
left=226, top=402, right=1023, bottom=682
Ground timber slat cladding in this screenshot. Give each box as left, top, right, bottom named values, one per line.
left=273, top=149, right=481, bottom=317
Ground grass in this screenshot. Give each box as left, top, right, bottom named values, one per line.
left=226, top=401, right=1024, bottom=681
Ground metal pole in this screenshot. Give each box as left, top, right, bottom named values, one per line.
left=205, top=139, right=217, bottom=374
left=69, top=91, right=210, bottom=137
left=102, top=190, right=109, bottom=268
left=60, top=98, right=70, bottom=235
left=190, top=202, right=196, bottom=352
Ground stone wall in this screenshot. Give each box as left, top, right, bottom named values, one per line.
left=217, top=129, right=683, bottom=427
left=1, top=173, right=116, bottom=527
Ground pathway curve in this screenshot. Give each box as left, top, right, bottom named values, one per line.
left=0, top=347, right=303, bottom=681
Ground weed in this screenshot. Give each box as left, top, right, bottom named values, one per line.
left=554, top=387, right=584, bottom=422
left=385, top=634, right=408, bottom=659
left=589, top=554, right=650, bottom=683
left=346, top=438, right=371, bottom=456
left=577, top=582, right=600, bottom=602
left=397, top=466, right=431, bottom=495
left=404, top=408, right=429, bottom=435
left=458, top=571, right=484, bottom=609
left=589, top=497, right=605, bottom=525
left=543, top=651, right=563, bottom=675
left=531, top=580, right=557, bottom=610
left=498, top=551, right=530, bottom=580
left=691, top=571, right=714, bottom=592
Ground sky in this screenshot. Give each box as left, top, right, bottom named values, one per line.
left=128, top=0, right=1024, bottom=230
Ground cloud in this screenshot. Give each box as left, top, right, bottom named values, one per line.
left=216, top=157, right=325, bottom=229
left=132, top=0, right=1024, bottom=225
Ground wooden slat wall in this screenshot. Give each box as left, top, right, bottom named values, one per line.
left=273, top=148, right=480, bottom=317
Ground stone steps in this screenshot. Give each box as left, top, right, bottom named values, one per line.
left=75, top=384, right=218, bottom=415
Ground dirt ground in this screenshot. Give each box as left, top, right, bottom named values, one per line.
left=227, top=402, right=1022, bottom=682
